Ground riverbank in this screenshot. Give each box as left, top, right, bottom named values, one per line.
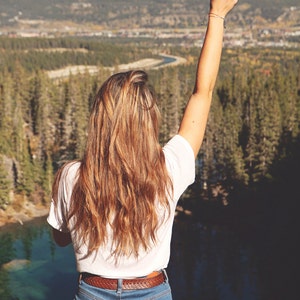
left=0, top=203, right=192, bottom=228
left=0, top=201, right=49, bottom=228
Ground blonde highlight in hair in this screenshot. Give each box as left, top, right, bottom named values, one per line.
left=53, top=70, right=172, bottom=261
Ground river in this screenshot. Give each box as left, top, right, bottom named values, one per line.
left=1, top=216, right=263, bottom=300
left=47, top=54, right=186, bottom=80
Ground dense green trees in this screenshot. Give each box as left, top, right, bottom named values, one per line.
left=152, top=50, right=300, bottom=192
left=0, top=37, right=153, bottom=72
left=0, top=43, right=299, bottom=209
left=205, top=58, right=299, bottom=188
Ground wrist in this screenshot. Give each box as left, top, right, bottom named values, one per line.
left=209, top=10, right=226, bottom=18
left=208, top=12, right=226, bottom=28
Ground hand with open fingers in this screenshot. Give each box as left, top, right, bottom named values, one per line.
left=210, top=0, right=239, bottom=18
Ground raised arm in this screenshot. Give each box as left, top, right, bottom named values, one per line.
left=178, top=0, right=238, bottom=157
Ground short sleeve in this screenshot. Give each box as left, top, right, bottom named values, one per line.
left=163, top=134, right=195, bottom=202
left=47, top=199, right=69, bottom=232
left=47, top=162, right=80, bottom=232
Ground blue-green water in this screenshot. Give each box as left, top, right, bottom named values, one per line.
left=0, top=218, right=77, bottom=299
left=0, top=216, right=261, bottom=300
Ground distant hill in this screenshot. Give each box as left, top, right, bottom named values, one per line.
left=0, top=0, right=299, bottom=30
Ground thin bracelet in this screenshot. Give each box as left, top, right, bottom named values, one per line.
left=208, top=13, right=226, bottom=29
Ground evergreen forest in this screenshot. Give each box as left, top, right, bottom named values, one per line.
left=0, top=37, right=299, bottom=217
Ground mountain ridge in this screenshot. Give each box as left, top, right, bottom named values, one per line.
left=1, top=0, right=299, bottom=31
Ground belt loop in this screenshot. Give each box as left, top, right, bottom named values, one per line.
left=162, top=269, right=169, bottom=283
left=117, top=278, right=123, bottom=294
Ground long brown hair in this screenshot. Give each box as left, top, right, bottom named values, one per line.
left=52, top=70, right=172, bottom=261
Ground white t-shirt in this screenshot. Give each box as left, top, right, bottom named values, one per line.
left=47, top=134, right=195, bottom=278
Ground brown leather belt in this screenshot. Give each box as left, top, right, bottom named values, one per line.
left=81, top=271, right=166, bottom=290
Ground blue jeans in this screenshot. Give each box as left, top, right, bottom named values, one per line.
left=74, top=272, right=173, bottom=300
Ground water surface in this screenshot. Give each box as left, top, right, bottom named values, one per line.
left=0, top=215, right=265, bottom=300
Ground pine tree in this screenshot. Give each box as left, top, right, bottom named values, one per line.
left=7, top=64, right=36, bottom=197
left=166, top=68, right=182, bottom=136
left=276, top=63, right=300, bottom=147
left=155, top=68, right=171, bottom=144
left=243, top=72, right=261, bottom=184
left=255, top=75, right=282, bottom=179
left=222, top=102, right=247, bottom=184
left=0, top=70, right=14, bottom=155
left=41, top=152, right=53, bottom=202
left=0, top=156, right=12, bottom=209
left=74, top=72, right=91, bottom=158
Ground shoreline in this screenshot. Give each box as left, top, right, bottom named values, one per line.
left=0, top=202, right=49, bottom=229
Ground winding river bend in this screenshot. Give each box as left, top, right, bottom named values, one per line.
left=46, top=54, right=187, bottom=80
